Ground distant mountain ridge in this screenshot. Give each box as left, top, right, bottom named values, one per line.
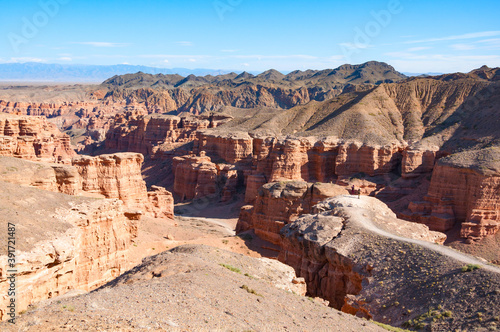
left=102, top=61, right=407, bottom=89
left=0, top=63, right=238, bottom=82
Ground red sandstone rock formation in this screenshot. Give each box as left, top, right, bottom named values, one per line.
left=172, top=154, right=218, bottom=201
left=195, top=132, right=254, bottom=164
left=0, top=192, right=138, bottom=320
left=0, top=157, right=80, bottom=194
left=278, top=196, right=446, bottom=311
left=402, top=161, right=500, bottom=238
left=237, top=181, right=348, bottom=244
left=104, top=113, right=217, bottom=156
left=147, top=185, right=175, bottom=219
left=73, top=153, right=148, bottom=207
left=0, top=114, right=75, bottom=163
left=401, top=148, right=438, bottom=179
left=72, top=153, right=174, bottom=218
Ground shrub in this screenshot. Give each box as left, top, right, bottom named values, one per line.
left=461, top=264, right=481, bottom=272
left=240, top=285, right=262, bottom=297
left=220, top=263, right=241, bottom=274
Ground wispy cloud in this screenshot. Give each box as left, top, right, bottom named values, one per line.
left=230, top=54, right=319, bottom=60
left=58, top=57, right=72, bottom=61
left=221, top=49, right=239, bottom=53
left=176, top=41, right=194, bottom=47
left=73, top=42, right=130, bottom=47
left=451, top=44, right=476, bottom=51
left=8, top=57, right=44, bottom=63
left=406, top=31, right=500, bottom=44
left=339, top=42, right=374, bottom=50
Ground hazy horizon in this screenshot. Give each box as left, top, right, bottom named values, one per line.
left=1, top=0, right=499, bottom=74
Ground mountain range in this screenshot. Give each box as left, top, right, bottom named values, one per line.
left=0, top=63, right=238, bottom=82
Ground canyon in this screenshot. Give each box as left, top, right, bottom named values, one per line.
left=0, top=63, right=499, bottom=330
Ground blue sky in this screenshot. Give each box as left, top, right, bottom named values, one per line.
left=1, top=0, right=499, bottom=73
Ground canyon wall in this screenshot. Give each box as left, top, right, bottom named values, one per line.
left=172, top=153, right=241, bottom=203
left=0, top=191, right=138, bottom=321
left=72, top=153, right=174, bottom=218
left=237, top=181, right=348, bottom=244
left=278, top=196, right=447, bottom=313
left=104, top=113, right=213, bottom=156
left=402, top=162, right=500, bottom=239
left=0, top=152, right=174, bottom=220
left=0, top=114, right=75, bottom=163
left=188, top=133, right=403, bottom=204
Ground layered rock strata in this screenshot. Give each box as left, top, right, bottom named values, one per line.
left=0, top=152, right=175, bottom=220
left=237, top=181, right=348, bottom=244
left=72, top=153, right=174, bottom=217
left=276, top=196, right=500, bottom=332
left=0, top=182, right=138, bottom=321
left=172, top=153, right=241, bottom=202
left=402, top=161, right=500, bottom=238
left=0, top=114, right=75, bottom=163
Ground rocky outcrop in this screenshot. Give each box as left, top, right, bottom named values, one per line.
left=172, top=154, right=218, bottom=201
left=0, top=100, right=98, bottom=118
left=0, top=157, right=81, bottom=195
left=278, top=196, right=452, bottom=318
left=195, top=131, right=254, bottom=164
left=335, top=143, right=403, bottom=178
left=0, top=114, right=75, bottom=163
left=72, top=153, right=148, bottom=207
left=104, top=113, right=222, bottom=157
left=401, top=148, right=439, bottom=178
left=72, top=153, right=174, bottom=217
left=146, top=185, right=174, bottom=219
left=0, top=183, right=138, bottom=321
left=237, top=181, right=348, bottom=244
left=402, top=160, right=500, bottom=238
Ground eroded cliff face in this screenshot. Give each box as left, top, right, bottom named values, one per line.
left=277, top=196, right=500, bottom=332
left=0, top=183, right=138, bottom=321
left=170, top=131, right=403, bottom=202
left=237, top=181, right=348, bottom=244
left=172, top=153, right=241, bottom=203
left=72, top=153, right=174, bottom=218
left=0, top=114, right=75, bottom=163
left=104, top=113, right=217, bottom=156
left=0, top=157, right=81, bottom=195
left=73, top=153, right=147, bottom=206
left=0, top=151, right=174, bottom=220
left=402, top=162, right=500, bottom=238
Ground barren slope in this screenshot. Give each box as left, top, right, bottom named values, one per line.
left=3, top=245, right=386, bottom=332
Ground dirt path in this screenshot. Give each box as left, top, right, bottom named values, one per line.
left=176, top=216, right=236, bottom=236
left=337, top=196, right=500, bottom=274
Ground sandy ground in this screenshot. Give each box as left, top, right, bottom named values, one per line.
left=128, top=198, right=280, bottom=267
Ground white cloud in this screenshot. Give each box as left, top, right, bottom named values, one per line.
left=58, top=57, right=72, bottom=61
left=406, top=31, right=500, bottom=44
left=221, top=49, right=239, bottom=53
left=388, top=54, right=500, bottom=73
left=188, top=58, right=196, bottom=62
left=9, top=57, right=44, bottom=63
left=73, top=42, right=130, bottom=47
left=451, top=44, right=476, bottom=51
left=242, top=63, right=250, bottom=67
left=163, top=59, right=169, bottom=63
left=176, top=41, right=194, bottom=47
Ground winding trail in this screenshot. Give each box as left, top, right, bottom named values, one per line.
left=336, top=196, right=500, bottom=274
